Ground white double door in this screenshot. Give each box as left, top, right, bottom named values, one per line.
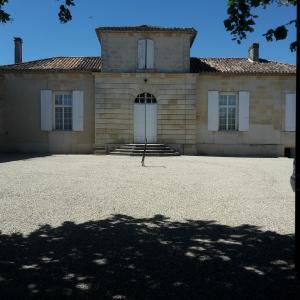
left=134, top=103, right=157, bottom=143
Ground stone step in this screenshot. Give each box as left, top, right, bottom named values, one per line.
left=110, top=151, right=180, bottom=156
left=119, top=144, right=172, bottom=148
left=114, top=149, right=176, bottom=153
left=94, top=149, right=106, bottom=155
left=94, top=146, right=106, bottom=155
left=126, top=144, right=165, bottom=146
left=109, top=143, right=180, bottom=156
left=115, top=146, right=174, bottom=151
left=119, top=147, right=174, bottom=151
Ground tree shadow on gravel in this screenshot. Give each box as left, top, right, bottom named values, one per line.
left=0, top=153, right=49, bottom=163
left=0, top=214, right=298, bottom=300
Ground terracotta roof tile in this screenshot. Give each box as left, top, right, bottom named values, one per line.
left=0, top=57, right=101, bottom=72
left=0, top=56, right=295, bottom=75
left=190, top=57, right=295, bottom=75
left=96, top=25, right=197, bottom=34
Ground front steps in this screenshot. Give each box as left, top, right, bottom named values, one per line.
left=110, top=144, right=180, bottom=156
left=94, top=146, right=106, bottom=155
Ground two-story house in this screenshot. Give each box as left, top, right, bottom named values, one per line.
left=0, top=25, right=296, bottom=156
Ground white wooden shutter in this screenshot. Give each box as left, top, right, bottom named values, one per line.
left=72, top=90, right=84, bottom=131
left=208, top=91, right=219, bottom=131
left=138, top=39, right=146, bottom=69
left=285, top=93, right=296, bottom=131
left=146, top=39, right=154, bottom=69
left=238, top=91, right=250, bottom=131
left=40, top=90, right=52, bottom=131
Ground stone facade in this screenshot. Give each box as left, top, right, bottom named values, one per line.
left=97, top=31, right=192, bottom=73
left=0, top=73, right=95, bottom=153
left=0, top=25, right=296, bottom=156
left=196, top=74, right=296, bottom=156
left=94, top=73, right=197, bottom=154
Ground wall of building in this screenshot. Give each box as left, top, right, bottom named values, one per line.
left=99, top=32, right=192, bottom=73
left=94, top=73, right=197, bottom=154
left=0, top=72, right=95, bottom=154
left=196, top=74, right=296, bottom=156
left=0, top=70, right=295, bottom=157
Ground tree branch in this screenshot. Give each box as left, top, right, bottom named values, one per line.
left=224, top=0, right=296, bottom=50
left=58, top=0, right=75, bottom=23
left=0, top=0, right=76, bottom=24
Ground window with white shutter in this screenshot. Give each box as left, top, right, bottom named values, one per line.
left=41, top=90, right=84, bottom=132
left=238, top=91, right=250, bottom=131
left=138, top=39, right=146, bottom=69
left=208, top=91, right=250, bottom=132
left=218, top=94, right=238, bottom=131
left=72, top=90, right=84, bottom=131
left=138, top=39, right=154, bottom=69
left=54, top=92, right=73, bottom=131
left=146, top=39, right=154, bottom=69
left=208, top=91, right=219, bottom=131
left=285, top=93, right=296, bottom=131
left=41, top=90, right=53, bottom=131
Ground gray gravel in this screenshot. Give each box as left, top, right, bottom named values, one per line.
left=0, top=155, right=295, bottom=235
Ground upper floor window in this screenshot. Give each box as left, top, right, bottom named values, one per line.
left=219, top=94, right=238, bottom=131
left=138, top=39, right=154, bottom=69
left=54, top=92, right=73, bottom=131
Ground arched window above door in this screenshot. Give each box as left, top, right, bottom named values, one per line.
left=135, top=93, right=157, bottom=104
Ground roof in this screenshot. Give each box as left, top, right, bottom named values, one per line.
left=96, top=25, right=196, bottom=33
left=95, top=25, right=197, bottom=46
left=0, top=56, right=295, bottom=75
left=191, top=57, right=295, bottom=75
left=0, top=57, right=101, bottom=73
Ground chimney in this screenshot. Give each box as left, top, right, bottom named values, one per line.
left=248, top=43, right=259, bottom=62
left=14, top=37, right=23, bottom=64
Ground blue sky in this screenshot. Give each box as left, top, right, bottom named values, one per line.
left=0, top=0, right=296, bottom=65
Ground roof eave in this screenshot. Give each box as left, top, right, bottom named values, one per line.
left=95, top=27, right=197, bottom=47
left=0, top=69, right=101, bottom=74
left=196, top=71, right=296, bottom=76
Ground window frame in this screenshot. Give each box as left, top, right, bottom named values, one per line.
left=218, top=92, right=239, bottom=131
left=53, top=91, right=73, bottom=131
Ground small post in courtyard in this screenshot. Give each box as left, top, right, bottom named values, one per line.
left=141, top=95, right=147, bottom=167
left=141, top=138, right=147, bottom=167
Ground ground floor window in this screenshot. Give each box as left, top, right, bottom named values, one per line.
left=219, top=94, right=238, bottom=131
left=54, top=93, right=72, bottom=131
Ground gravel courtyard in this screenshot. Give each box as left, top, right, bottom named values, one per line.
left=0, top=155, right=297, bottom=299
left=0, top=154, right=294, bottom=235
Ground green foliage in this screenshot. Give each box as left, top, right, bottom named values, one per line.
left=0, top=0, right=76, bottom=24
left=224, top=0, right=297, bottom=51
left=0, top=0, right=10, bottom=23
left=58, top=0, right=75, bottom=23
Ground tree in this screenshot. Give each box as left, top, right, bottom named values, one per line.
left=224, top=0, right=299, bottom=276
left=0, top=0, right=75, bottom=24
left=224, top=0, right=297, bottom=51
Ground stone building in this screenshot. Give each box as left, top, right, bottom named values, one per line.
left=0, top=25, right=296, bottom=156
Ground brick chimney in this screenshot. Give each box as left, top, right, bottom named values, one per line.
left=248, top=43, right=259, bottom=62
left=14, top=37, right=23, bottom=64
